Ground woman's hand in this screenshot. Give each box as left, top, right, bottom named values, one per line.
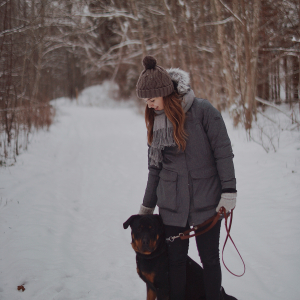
left=216, top=193, right=237, bottom=213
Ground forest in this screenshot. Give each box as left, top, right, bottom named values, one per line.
left=0, top=0, right=299, bottom=163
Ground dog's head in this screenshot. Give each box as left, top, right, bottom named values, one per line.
left=123, top=214, right=164, bottom=255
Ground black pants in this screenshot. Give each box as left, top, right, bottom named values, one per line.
left=164, top=220, right=222, bottom=300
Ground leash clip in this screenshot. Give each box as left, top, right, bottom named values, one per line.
left=166, top=233, right=184, bottom=243
left=166, top=236, right=176, bottom=242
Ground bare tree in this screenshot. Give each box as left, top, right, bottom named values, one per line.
left=1, top=0, right=299, bottom=163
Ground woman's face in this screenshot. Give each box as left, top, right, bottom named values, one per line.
left=144, top=97, right=164, bottom=111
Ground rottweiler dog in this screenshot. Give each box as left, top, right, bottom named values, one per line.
left=123, top=214, right=206, bottom=300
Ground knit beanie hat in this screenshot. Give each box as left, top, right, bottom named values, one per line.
left=136, top=56, right=174, bottom=99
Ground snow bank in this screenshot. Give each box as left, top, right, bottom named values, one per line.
left=52, top=81, right=136, bottom=109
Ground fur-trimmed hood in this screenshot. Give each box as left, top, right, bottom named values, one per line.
left=166, top=68, right=191, bottom=95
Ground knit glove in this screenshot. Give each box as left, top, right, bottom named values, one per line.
left=216, top=193, right=237, bottom=213
left=138, top=204, right=155, bottom=215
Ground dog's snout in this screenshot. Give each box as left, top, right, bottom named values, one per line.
left=142, top=237, right=149, bottom=246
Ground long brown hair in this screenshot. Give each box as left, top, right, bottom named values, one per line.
left=145, top=92, right=187, bottom=150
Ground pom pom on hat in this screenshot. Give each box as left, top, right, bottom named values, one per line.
left=136, top=55, right=174, bottom=98
left=142, top=56, right=157, bottom=70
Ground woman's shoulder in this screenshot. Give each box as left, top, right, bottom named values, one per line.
left=191, top=97, right=216, bottom=112
left=190, top=98, right=222, bottom=124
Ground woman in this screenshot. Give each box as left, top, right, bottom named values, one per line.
left=136, top=55, right=237, bottom=300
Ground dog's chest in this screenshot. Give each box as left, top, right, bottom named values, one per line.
left=136, top=254, right=169, bottom=286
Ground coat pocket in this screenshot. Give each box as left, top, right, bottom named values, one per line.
left=156, top=168, right=178, bottom=212
left=190, top=167, right=221, bottom=211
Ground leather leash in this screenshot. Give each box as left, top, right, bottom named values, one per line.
left=166, top=207, right=246, bottom=277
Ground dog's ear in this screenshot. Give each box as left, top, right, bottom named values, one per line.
left=123, top=214, right=141, bottom=229
left=153, top=214, right=164, bottom=229
left=153, top=214, right=162, bottom=221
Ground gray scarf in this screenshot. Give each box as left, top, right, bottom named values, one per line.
left=149, top=89, right=195, bottom=167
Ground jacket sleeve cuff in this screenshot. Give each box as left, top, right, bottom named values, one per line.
left=139, top=204, right=155, bottom=215
left=222, top=188, right=237, bottom=193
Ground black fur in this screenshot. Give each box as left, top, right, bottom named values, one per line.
left=123, top=214, right=206, bottom=300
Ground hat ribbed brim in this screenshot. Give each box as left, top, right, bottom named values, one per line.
left=137, top=83, right=174, bottom=99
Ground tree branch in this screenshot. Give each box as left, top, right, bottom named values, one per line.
left=218, top=0, right=244, bottom=26
left=198, top=16, right=234, bottom=27
left=255, top=97, right=300, bottom=125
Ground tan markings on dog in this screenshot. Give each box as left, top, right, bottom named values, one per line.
left=131, top=240, right=151, bottom=255
left=148, top=238, right=157, bottom=250
left=131, top=240, right=139, bottom=252
left=142, top=271, right=155, bottom=283
left=146, top=286, right=156, bottom=300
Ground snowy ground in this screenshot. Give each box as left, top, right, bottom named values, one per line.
left=0, top=84, right=300, bottom=300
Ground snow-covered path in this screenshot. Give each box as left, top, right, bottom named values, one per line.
left=0, top=92, right=300, bottom=300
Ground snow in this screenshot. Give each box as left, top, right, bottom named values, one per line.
left=1, top=83, right=300, bottom=300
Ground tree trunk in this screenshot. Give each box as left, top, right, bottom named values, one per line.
left=130, top=0, right=147, bottom=57
left=182, top=0, right=195, bottom=89
left=162, top=0, right=187, bottom=71
left=212, top=0, right=237, bottom=107
left=243, top=0, right=261, bottom=129
left=162, top=0, right=175, bottom=67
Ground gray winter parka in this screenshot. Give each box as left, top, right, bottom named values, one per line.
left=142, top=72, right=236, bottom=227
